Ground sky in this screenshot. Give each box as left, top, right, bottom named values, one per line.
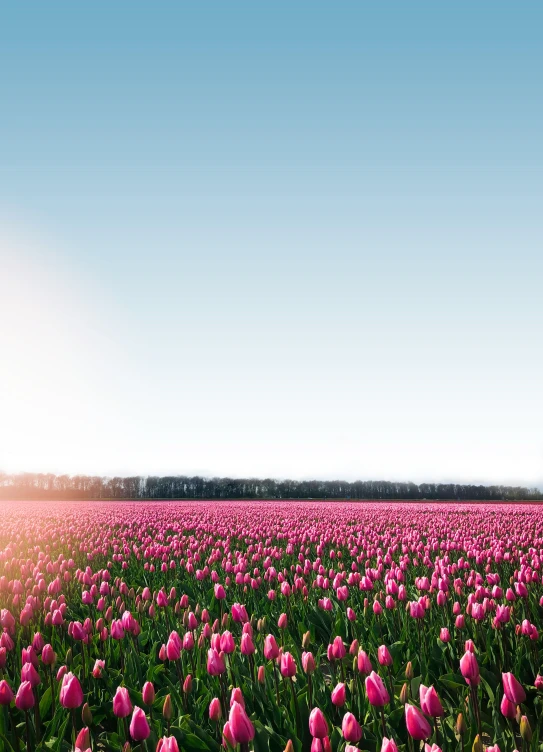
left=0, top=3, right=542, bottom=487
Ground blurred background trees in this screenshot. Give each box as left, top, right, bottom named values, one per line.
left=0, top=471, right=540, bottom=500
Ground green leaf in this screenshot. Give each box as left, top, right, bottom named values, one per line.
left=439, top=673, right=467, bottom=690
left=0, top=732, right=15, bottom=752
left=39, top=687, right=52, bottom=719
left=183, top=732, right=211, bottom=751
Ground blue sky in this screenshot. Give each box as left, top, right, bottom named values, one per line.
left=1, top=4, right=542, bottom=485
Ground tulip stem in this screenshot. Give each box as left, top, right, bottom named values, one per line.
left=49, top=665, right=56, bottom=715
left=175, top=658, right=184, bottom=688
left=387, top=666, right=394, bottom=708
left=290, top=677, right=301, bottom=740
left=380, top=706, right=386, bottom=738
left=273, top=664, right=280, bottom=706
left=25, top=709, right=31, bottom=752
left=219, top=673, right=228, bottom=720
left=9, top=706, right=19, bottom=751
left=470, top=686, right=481, bottom=736
left=33, top=686, right=41, bottom=738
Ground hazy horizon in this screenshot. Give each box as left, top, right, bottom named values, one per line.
left=1, top=468, right=542, bottom=492
left=1, top=4, right=542, bottom=488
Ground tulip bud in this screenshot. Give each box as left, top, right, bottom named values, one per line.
left=75, top=727, right=91, bottom=750
left=302, top=631, right=311, bottom=648
left=400, top=683, right=408, bottom=705
left=142, top=681, right=155, bottom=706
left=456, top=713, right=467, bottom=736
left=258, top=665, right=265, bottom=684
left=285, top=741, right=294, bottom=752
left=405, top=661, right=414, bottom=680
left=520, top=716, right=532, bottom=742
left=163, top=694, right=173, bottom=720
left=472, top=735, right=483, bottom=752
left=82, top=702, right=93, bottom=726
left=65, top=648, right=72, bottom=666
left=209, top=697, right=222, bottom=721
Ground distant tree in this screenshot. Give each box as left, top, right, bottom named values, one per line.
left=0, top=472, right=540, bottom=501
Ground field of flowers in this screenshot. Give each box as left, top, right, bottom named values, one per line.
left=0, top=500, right=542, bottom=752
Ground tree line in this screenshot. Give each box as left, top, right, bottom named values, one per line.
left=0, top=472, right=541, bottom=501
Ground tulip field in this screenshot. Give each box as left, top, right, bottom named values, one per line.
left=0, top=500, right=542, bottom=752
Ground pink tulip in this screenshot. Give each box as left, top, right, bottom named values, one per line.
left=222, top=721, right=236, bottom=747
left=157, top=737, right=180, bottom=752
left=280, top=652, right=296, bottom=678
left=460, top=651, right=480, bottom=685
left=241, top=633, right=255, bottom=655
left=142, top=681, right=155, bottom=706
left=209, top=697, right=222, bottom=721
left=500, top=694, right=516, bottom=719
left=357, top=650, right=372, bottom=676
left=220, top=631, right=235, bottom=654
left=381, top=738, right=399, bottom=752
left=75, top=727, right=91, bottom=750
left=439, top=628, right=450, bottom=643
left=166, top=636, right=181, bottom=661
left=331, top=682, right=346, bottom=707
left=309, top=707, right=328, bottom=739
left=365, top=671, right=389, bottom=706
left=378, top=645, right=393, bottom=667
left=92, top=659, right=105, bottom=678
left=228, top=701, right=255, bottom=743
left=302, top=651, right=316, bottom=674
left=230, top=687, right=245, bottom=708
left=502, top=672, right=526, bottom=704
left=420, top=685, right=444, bottom=717
left=21, top=662, right=41, bottom=687
left=331, top=636, right=346, bottom=660
left=59, top=672, right=84, bottom=708
left=0, top=680, right=14, bottom=706
left=130, top=706, right=150, bottom=741
left=264, top=634, right=279, bottom=661
left=41, top=644, right=56, bottom=666
left=113, top=686, right=133, bottom=718
left=207, top=648, right=226, bottom=676
left=15, top=681, right=35, bottom=711
left=405, top=704, right=432, bottom=740
left=341, top=711, right=362, bottom=742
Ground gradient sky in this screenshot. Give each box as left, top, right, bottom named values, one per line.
left=1, top=3, right=542, bottom=486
